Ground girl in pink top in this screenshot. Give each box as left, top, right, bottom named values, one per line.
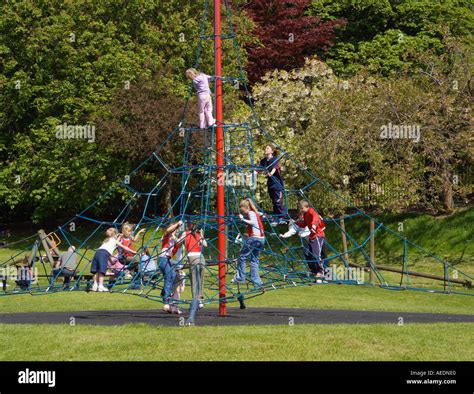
left=186, top=68, right=215, bottom=129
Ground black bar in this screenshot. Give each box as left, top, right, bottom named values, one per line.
left=0, top=361, right=471, bottom=393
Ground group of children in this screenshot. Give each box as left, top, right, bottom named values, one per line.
left=87, top=68, right=328, bottom=318
left=89, top=218, right=209, bottom=316
left=232, top=198, right=327, bottom=287
left=88, top=195, right=326, bottom=312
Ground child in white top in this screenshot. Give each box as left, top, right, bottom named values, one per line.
left=91, top=228, right=137, bottom=292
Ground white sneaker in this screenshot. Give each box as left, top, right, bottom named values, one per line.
left=172, top=307, right=183, bottom=315
left=231, top=276, right=246, bottom=284
left=198, top=302, right=204, bottom=309
left=98, top=285, right=109, bottom=292
left=91, top=282, right=99, bottom=292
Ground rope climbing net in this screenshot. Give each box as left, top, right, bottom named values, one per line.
left=1, top=0, right=473, bottom=308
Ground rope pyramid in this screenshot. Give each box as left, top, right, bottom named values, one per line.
left=1, top=0, right=472, bottom=309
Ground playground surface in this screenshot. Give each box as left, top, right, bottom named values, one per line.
left=1, top=307, right=473, bottom=327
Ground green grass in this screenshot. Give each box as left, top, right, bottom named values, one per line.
left=1, top=282, right=473, bottom=315
left=1, top=322, right=472, bottom=361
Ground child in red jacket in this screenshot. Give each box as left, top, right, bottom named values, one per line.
left=295, top=200, right=327, bottom=278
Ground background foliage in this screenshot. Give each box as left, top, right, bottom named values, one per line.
left=0, top=0, right=472, bottom=223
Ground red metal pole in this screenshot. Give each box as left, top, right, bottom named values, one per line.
left=215, top=0, right=227, bottom=316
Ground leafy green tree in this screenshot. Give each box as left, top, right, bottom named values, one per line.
left=249, top=38, right=472, bottom=213
left=0, top=0, right=253, bottom=222
left=309, top=0, right=474, bottom=76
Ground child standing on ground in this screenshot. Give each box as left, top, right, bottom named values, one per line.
left=186, top=68, right=215, bottom=129
left=91, top=228, right=137, bottom=292
left=233, top=198, right=265, bottom=287
left=259, top=145, right=287, bottom=226
left=295, top=200, right=327, bottom=279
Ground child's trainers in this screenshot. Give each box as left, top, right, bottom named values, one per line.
left=231, top=276, right=246, bottom=284
left=98, top=285, right=109, bottom=292
left=172, top=307, right=183, bottom=315
left=91, top=282, right=99, bottom=292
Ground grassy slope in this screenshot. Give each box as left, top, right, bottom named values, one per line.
left=1, top=322, right=472, bottom=361
left=333, top=208, right=474, bottom=263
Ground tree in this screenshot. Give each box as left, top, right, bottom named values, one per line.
left=0, top=0, right=253, bottom=222
left=249, top=39, right=472, bottom=213
left=244, top=0, right=345, bottom=85
left=309, top=0, right=474, bottom=76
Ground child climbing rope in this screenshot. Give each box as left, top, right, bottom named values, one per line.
left=117, top=222, right=145, bottom=280
left=158, top=221, right=182, bottom=310
left=174, top=221, right=208, bottom=325
left=90, top=228, right=137, bottom=292
left=182, top=222, right=208, bottom=311
left=279, top=211, right=310, bottom=240
left=164, top=242, right=185, bottom=315
left=233, top=198, right=265, bottom=287
left=186, top=68, right=215, bottom=129
left=259, top=145, right=287, bottom=226
left=295, top=200, right=327, bottom=279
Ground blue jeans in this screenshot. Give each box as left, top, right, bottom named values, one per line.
left=159, top=256, right=177, bottom=303
left=236, top=237, right=264, bottom=286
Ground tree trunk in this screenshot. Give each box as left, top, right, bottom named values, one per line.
left=442, top=164, right=454, bottom=212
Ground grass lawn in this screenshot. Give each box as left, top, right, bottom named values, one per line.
left=0, top=322, right=472, bottom=361
left=1, top=282, right=473, bottom=315
left=1, top=210, right=472, bottom=362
